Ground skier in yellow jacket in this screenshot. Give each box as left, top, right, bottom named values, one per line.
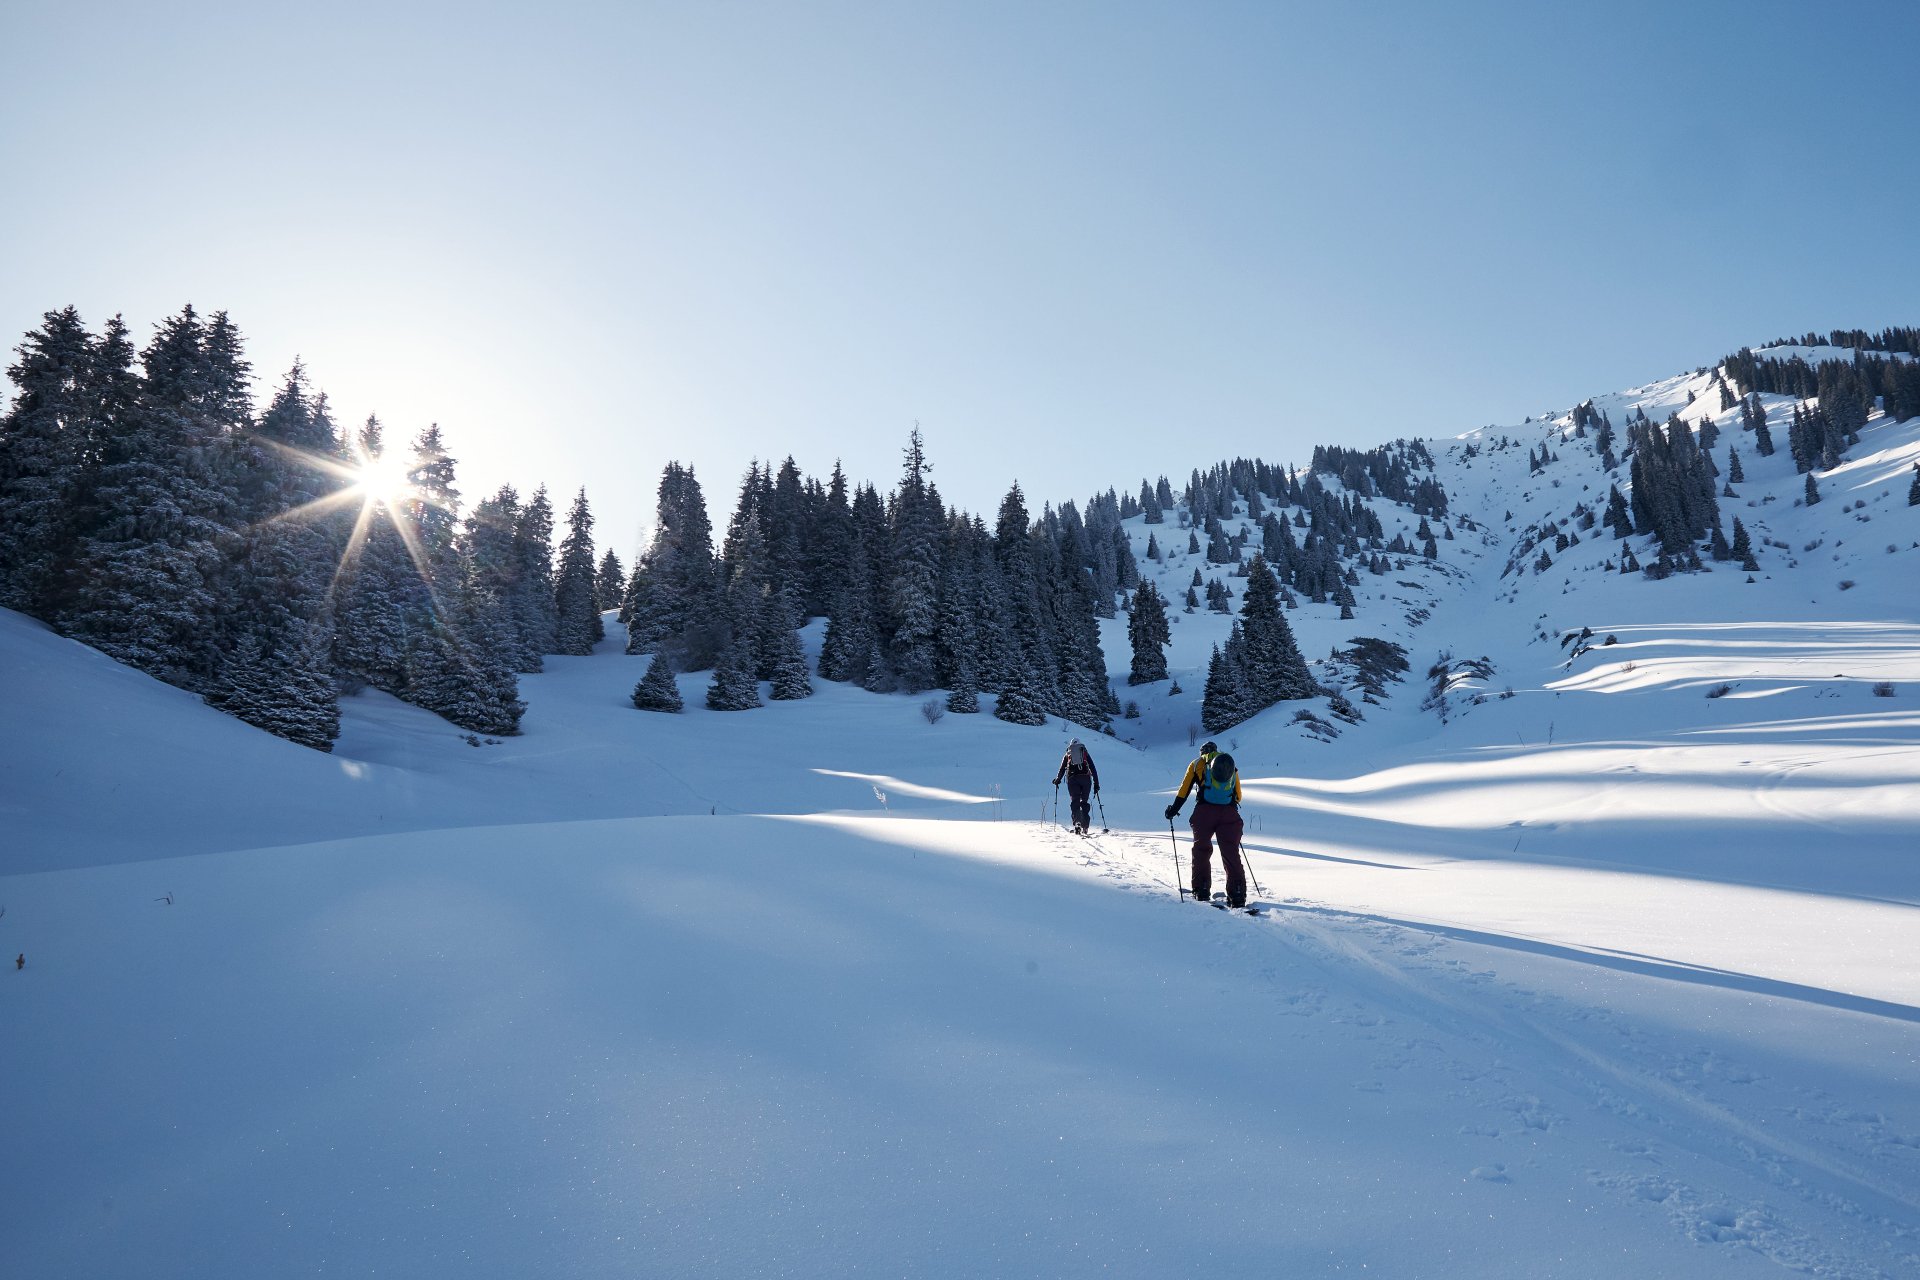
left=1164, top=741, right=1245, bottom=907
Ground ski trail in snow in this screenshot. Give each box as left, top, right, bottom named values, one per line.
left=1036, top=823, right=1918, bottom=1277
left=1277, top=907, right=1920, bottom=1277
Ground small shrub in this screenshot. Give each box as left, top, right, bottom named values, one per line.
left=1706, top=684, right=1732, bottom=699
left=1838, top=580, right=1856, bottom=591
left=1872, top=681, right=1895, bottom=698
left=1124, top=700, right=1140, bottom=720
left=920, top=698, right=945, bottom=725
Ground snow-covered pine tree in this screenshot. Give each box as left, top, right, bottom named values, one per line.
left=818, top=534, right=876, bottom=684
left=1238, top=554, right=1316, bottom=706
left=992, top=656, right=1048, bottom=726
left=767, top=624, right=813, bottom=700
left=1805, top=472, right=1820, bottom=505
left=214, top=621, right=341, bottom=751
left=995, top=483, right=1059, bottom=711
left=0, top=307, right=97, bottom=616
left=1127, top=577, right=1170, bottom=684
left=629, top=463, right=721, bottom=668
left=632, top=649, right=684, bottom=712
left=511, top=485, right=559, bottom=664
left=552, top=487, right=603, bottom=655
left=208, top=362, right=346, bottom=748
left=1200, top=642, right=1241, bottom=733
left=468, top=485, right=543, bottom=671
left=886, top=427, right=943, bottom=692
left=332, top=418, right=415, bottom=691
left=64, top=305, right=235, bottom=689
left=1730, top=517, right=1757, bottom=571
left=933, top=517, right=982, bottom=690
left=763, top=456, right=809, bottom=618
left=1909, top=464, right=1920, bottom=506
left=595, top=549, right=625, bottom=612
left=946, top=660, right=981, bottom=714
left=706, top=633, right=762, bottom=710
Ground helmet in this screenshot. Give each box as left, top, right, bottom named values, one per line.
left=1200, top=740, right=1217, bottom=754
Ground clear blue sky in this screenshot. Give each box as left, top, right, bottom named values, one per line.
left=3, top=1, right=1914, bottom=556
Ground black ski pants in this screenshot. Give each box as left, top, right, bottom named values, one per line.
left=1189, top=802, right=1246, bottom=906
left=1066, top=773, right=1093, bottom=830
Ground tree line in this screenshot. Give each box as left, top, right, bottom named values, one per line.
left=0, top=305, right=618, bottom=750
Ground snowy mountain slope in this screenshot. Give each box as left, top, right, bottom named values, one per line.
left=5, top=342, right=1920, bottom=1277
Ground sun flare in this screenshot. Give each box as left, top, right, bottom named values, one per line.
left=352, top=453, right=416, bottom=507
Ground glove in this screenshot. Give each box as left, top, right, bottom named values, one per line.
left=1163, top=802, right=1180, bottom=821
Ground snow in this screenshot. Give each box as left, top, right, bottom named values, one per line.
left=5, top=363, right=1920, bottom=1277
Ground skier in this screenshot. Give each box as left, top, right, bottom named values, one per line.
left=1164, top=741, right=1246, bottom=907
left=1052, top=738, right=1101, bottom=835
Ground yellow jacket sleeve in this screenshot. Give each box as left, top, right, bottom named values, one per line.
left=1173, top=758, right=1204, bottom=804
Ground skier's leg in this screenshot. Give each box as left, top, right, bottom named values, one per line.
left=1220, top=811, right=1247, bottom=908
left=1188, top=808, right=1215, bottom=900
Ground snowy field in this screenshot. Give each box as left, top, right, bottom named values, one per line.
left=5, top=352, right=1919, bottom=1277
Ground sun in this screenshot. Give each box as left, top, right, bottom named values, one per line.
left=352, top=452, right=416, bottom=507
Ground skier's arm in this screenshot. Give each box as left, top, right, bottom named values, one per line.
left=1052, top=753, right=1067, bottom=786
left=1089, top=757, right=1100, bottom=791
left=1173, top=759, right=1202, bottom=805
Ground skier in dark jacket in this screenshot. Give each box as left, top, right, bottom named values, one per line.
left=1165, top=741, right=1246, bottom=907
left=1053, top=738, right=1100, bottom=834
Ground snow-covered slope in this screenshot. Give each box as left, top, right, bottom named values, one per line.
left=5, top=344, right=1919, bottom=1278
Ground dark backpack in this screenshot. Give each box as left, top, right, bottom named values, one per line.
left=1200, top=752, right=1238, bottom=805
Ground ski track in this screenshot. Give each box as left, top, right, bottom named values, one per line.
left=1041, top=820, right=1920, bottom=1279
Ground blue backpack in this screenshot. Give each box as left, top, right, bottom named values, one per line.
left=1200, top=752, right=1238, bottom=805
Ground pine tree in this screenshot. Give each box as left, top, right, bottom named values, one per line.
left=991, top=659, right=1048, bottom=726
left=1727, top=448, right=1744, bottom=485
left=552, top=487, right=602, bottom=654
left=767, top=624, right=813, bottom=700
left=213, top=621, right=341, bottom=751
left=512, top=485, right=559, bottom=664
left=210, top=362, right=346, bottom=749
left=629, top=464, right=721, bottom=668
left=818, top=532, right=876, bottom=683
left=1908, top=464, right=1920, bottom=506
left=404, top=604, right=525, bottom=735
left=0, top=307, right=97, bottom=616
left=1237, top=554, right=1316, bottom=706
left=632, top=650, right=684, bottom=712
left=1805, top=472, right=1820, bottom=505
left=706, top=634, right=762, bottom=709
left=595, top=549, right=625, bottom=611
left=1126, top=578, right=1171, bottom=684
left=1731, top=517, right=1758, bottom=571
left=1201, top=640, right=1255, bottom=734
left=886, top=427, right=942, bottom=692
left=332, top=418, right=414, bottom=691
left=65, top=305, right=235, bottom=688
left=946, top=661, right=981, bottom=714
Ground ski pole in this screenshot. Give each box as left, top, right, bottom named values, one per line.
left=1240, top=842, right=1265, bottom=900
left=1168, top=819, right=1184, bottom=900
left=1053, top=782, right=1061, bottom=828
left=1095, top=791, right=1108, bottom=833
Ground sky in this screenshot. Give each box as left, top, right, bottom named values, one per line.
left=2, top=0, right=1916, bottom=558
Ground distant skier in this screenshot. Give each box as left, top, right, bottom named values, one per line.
left=1165, top=740, right=1246, bottom=907
left=1052, top=738, right=1101, bottom=835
